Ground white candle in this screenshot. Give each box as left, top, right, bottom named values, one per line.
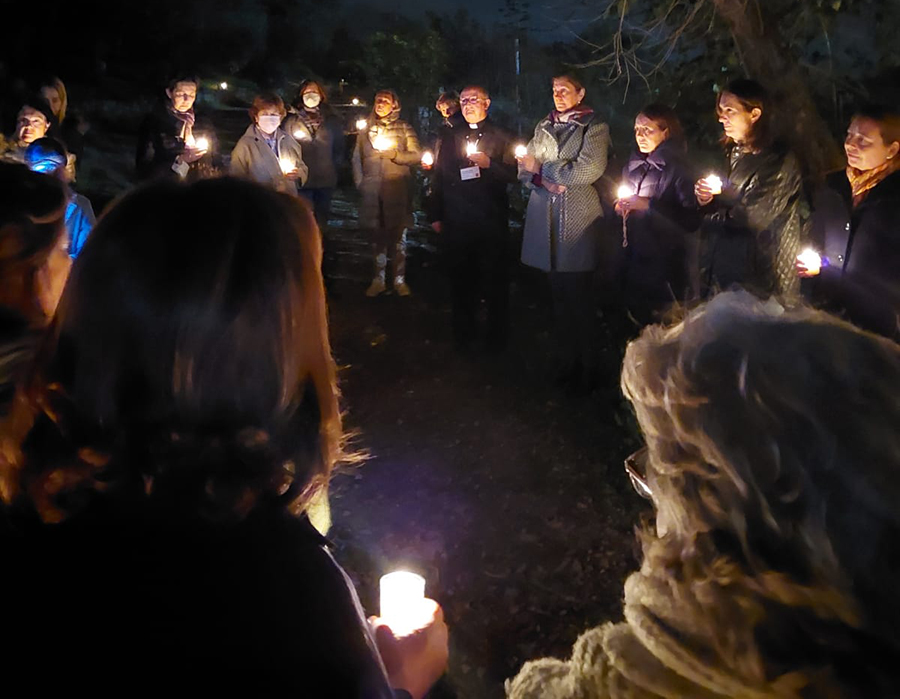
left=514, top=144, right=527, bottom=158
left=279, top=156, right=295, bottom=174
left=466, top=143, right=478, bottom=156
left=797, top=247, right=822, bottom=274
left=194, top=137, right=209, bottom=152
left=617, top=184, right=635, bottom=199
left=704, top=174, right=723, bottom=195
left=356, top=119, right=368, bottom=131
left=380, top=571, right=427, bottom=637
left=421, top=151, right=434, bottom=167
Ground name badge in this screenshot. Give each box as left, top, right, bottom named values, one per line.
left=460, top=166, right=481, bottom=181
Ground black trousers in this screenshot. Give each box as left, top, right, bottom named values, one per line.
left=444, top=230, right=510, bottom=348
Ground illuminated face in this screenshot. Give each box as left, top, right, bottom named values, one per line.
left=256, top=107, right=283, bottom=135
left=634, top=113, right=668, bottom=154
left=166, top=81, right=198, bottom=112
left=459, top=88, right=490, bottom=124
left=717, top=92, right=760, bottom=145
left=374, top=93, right=395, bottom=118
left=40, top=87, right=62, bottom=118
left=845, top=117, right=900, bottom=171
left=436, top=100, right=457, bottom=118
left=16, top=107, right=49, bottom=145
left=552, top=78, right=585, bottom=113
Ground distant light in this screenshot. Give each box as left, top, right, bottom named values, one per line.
left=351, top=97, right=360, bottom=106
left=220, top=81, right=228, bottom=90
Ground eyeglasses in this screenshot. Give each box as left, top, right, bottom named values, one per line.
left=460, top=97, right=485, bottom=106
left=624, top=446, right=652, bottom=500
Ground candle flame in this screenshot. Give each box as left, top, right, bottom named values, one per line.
left=356, top=119, right=368, bottom=131
left=617, top=184, right=635, bottom=199
left=514, top=144, right=527, bottom=158
left=421, top=151, right=434, bottom=166
left=279, top=157, right=295, bottom=174
left=466, top=143, right=478, bottom=156
left=705, top=174, right=723, bottom=195
left=797, top=248, right=822, bottom=273
left=373, top=135, right=393, bottom=151
left=219, top=82, right=228, bottom=90
left=194, top=137, right=209, bottom=152
left=293, top=129, right=309, bottom=140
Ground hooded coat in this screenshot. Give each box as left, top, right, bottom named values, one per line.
left=700, top=145, right=804, bottom=298
left=351, top=94, right=421, bottom=232
left=230, top=124, right=308, bottom=195
left=519, top=112, right=610, bottom=272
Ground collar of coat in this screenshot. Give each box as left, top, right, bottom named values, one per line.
left=548, top=105, right=595, bottom=126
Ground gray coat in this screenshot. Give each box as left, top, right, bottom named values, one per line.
left=230, top=124, right=308, bottom=195
left=520, top=114, right=610, bottom=272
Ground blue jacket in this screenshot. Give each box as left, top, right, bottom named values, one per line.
left=66, top=191, right=95, bottom=258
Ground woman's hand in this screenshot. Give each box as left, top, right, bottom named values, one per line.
left=544, top=182, right=567, bottom=195
left=694, top=179, right=715, bottom=206
left=379, top=149, right=398, bottom=161
left=616, top=195, right=649, bottom=215
left=180, top=146, right=206, bottom=164
left=518, top=153, right=539, bottom=174
left=370, top=599, right=449, bottom=699
left=796, top=251, right=822, bottom=277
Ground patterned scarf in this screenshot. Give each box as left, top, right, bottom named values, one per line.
left=300, top=107, right=324, bottom=134
left=549, top=105, right=594, bottom=124
left=847, top=156, right=900, bottom=207
left=167, top=104, right=195, bottom=144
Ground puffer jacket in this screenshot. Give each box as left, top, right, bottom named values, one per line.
left=810, top=169, right=900, bottom=340
left=230, top=124, right=308, bottom=195
left=352, top=104, right=421, bottom=232
left=700, top=145, right=804, bottom=298
left=283, top=109, right=344, bottom=190
left=520, top=112, right=610, bottom=272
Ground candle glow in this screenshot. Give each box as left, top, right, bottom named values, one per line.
left=421, top=151, right=434, bottom=167
left=514, top=144, right=527, bottom=158
left=194, top=137, right=209, bottom=152
left=293, top=129, right=310, bottom=140
left=373, top=135, right=393, bottom=151
left=356, top=119, right=368, bottom=131
left=704, top=174, right=723, bottom=195
left=617, top=184, right=635, bottom=199
left=380, top=571, right=428, bottom=637
left=279, top=157, right=295, bottom=175
left=219, top=82, right=228, bottom=90
left=797, top=247, right=822, bottom=274
left=466, top=143, right=478, bottom=156
left=351, top=97, right=360, bottom=106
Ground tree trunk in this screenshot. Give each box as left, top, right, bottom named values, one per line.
left=712, top=0, right=844, bottom=180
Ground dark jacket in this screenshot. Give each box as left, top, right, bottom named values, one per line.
left=429, top=118, right=517, bottom=239
left=618, top=141, right=700, bottom=316
left=1, top=499, right=395, bottom=697
left=701, top=144, right=804, bottom=298
left=810, top=169, right=900, bottom=340
left=135, top=103, right=220, bottom=181
left=283, top=108, right=345, bottom=190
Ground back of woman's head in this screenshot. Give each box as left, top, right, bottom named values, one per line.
left=0, top=162, right=67, bottom=323
left=622, top=291, right=900, bottom=688
left=4, top=177, right=340, bottom=523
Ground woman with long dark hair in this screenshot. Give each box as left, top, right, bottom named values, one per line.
left=0, top=178, right=447, bottom=696
left=695, top=79, right=804, bottom=299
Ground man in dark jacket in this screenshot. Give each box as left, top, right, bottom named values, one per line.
left=429, top=85, right=517, bottom=350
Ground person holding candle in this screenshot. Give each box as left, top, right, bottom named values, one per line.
left=230, top=92, right=308, bottom=195
left=352, top=89, right=421, bottom=297
left=694, top=79, right=804, bottom=299
left=508, top=290, right=900, bottom=698
left=428, top=85, right=518, bottom=350
left=136, top=75, right=219, bottom=181
left=517, top=73, right=610, bottom=389
left=798, top=104, right=900, bottom=341
left=614, top=104, right=700, bottom=326
left=0, top=177, right=448, bottom=696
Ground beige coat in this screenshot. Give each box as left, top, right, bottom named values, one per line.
left=230, top=125, right=308, bottom=195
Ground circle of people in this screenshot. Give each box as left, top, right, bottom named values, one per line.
left=1, top=72, right=899, bottom=697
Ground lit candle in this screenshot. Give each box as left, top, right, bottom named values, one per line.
left=279, top=156, right=295, bottom=174
left=219, top=81, right=228, bottom=90
left=421, top=151, right=434, bottom=167
left=797, top=247, right=822, bottom=275
left=351, top=97, right=360, bottom=106
left=514, top=144, right=527, bottom=158
left=466, top=142, right=478, bottom=157
left=373, top=135, right=393, bottom=152
left=380, top=571, right=428, bottom=637
left=356, top=119, right=368, bottom=131
left=617, top=184, right=635, bottom=199
left=293, top=129, right=310, bottom=141
left=194, top=137, right=209, bottom=152
left=704, top=174, right=723, bottom=195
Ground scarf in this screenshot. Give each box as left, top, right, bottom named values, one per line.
left=549, top=105, right=594, bottom=124
left=847, top=157, right=900, bottom=207
left=167, top=104, right=195, bottom=144
left=300, top=107, right=324, bottom=134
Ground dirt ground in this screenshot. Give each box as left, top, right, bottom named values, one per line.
left=322, top=198, right=648, bottom=698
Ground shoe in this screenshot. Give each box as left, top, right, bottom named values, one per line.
left=366, top=278, right=386, bottom=297
left=394, top=281, right=411, bottom=297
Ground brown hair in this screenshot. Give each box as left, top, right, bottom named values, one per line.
left=249, top=92, right=287, bottom=121
left=552, top=73, right=584, bottom=92
left=39, top=76, right=68, bottom=123
left=638, top=103, right=685, bottom=146
left=852, top=104, right=900, bottom=148
left=296, top=80, right=328, bottom=108
left=622, top=291, right=900, bottom=692
left=717, top=79, right=774, bottom=151
left=0, top=162, right=67, bottom=325
left=1, top=178, right=341, bottom=524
